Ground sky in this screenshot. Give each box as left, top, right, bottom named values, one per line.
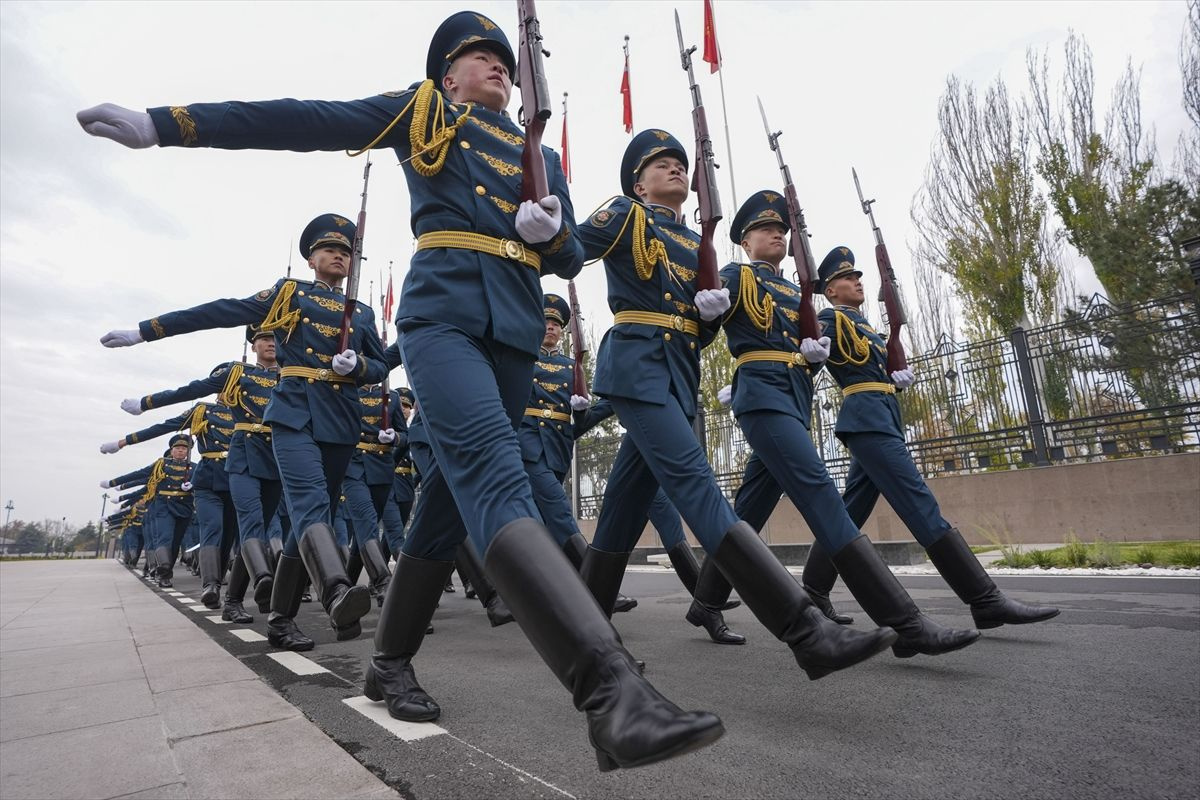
left=0, top=0, right=1191, bottom=531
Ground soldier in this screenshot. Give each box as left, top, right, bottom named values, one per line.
left=78, top=11, right=723, bottom=771
left=102, top=434, right=195, bottom=587
left=97, top=214, right=387, bottom=649
left=799, top=248, right=1060, bottom=629
left=575, top=130, right=897, bottom=684
left=102, top=400, right=237, bottom=608
left=716, top=191, right=978, bottom=657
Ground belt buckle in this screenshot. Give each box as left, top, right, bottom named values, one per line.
left=541, top=408, right=553, bottom=418
left=670, top=315, right=685, bottom=332
left=502, top=239, right=526, bottom=262
left=316, top=368, right=329, bottom=381
left=792, top=352, right=804, bottom=366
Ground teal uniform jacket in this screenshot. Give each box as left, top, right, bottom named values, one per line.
left=110, top=458, right=195, bottom=519
left=720, top=261, right=818, bottom=428
left=346, top=387, right=407, bottom=486
left=137, top=277, right=387, bottom=444
left=579, top=198, right=717, bottom=419
left=123, top=402, right=234, bottom=491
left=146, top=89, right=583, bottom=357
left=518, top=348, right=576, bottom=475
left=818, top=306, right=903, bottom=439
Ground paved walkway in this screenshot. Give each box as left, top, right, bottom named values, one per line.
left=0, top=559, right=399, bottom=800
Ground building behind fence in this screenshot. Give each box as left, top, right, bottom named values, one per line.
left=570, top=292, right=1200, bottom=518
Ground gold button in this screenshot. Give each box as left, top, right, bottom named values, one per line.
left=475, top=185, right=486, bottom=195
left=305, top=347, right=313, bottom=354
left=349, top=327, right=354, bottom=333
left=298, top=291, right=306, bottom=296
left=664, top=332, right=672, bottom=342
left=333, top=385, right=340, bottom=391
left=539, top=421, right=545, bottom=427
left=307, top=378, right=315, bottom=384
left=355, top=308, right=361, bottom=314
left=302, top=317, right=310, bottom=324
left=664, top=292, right=672, bottom=301
left=756, top=277, right=763, bottom=283
left=460, top=141, right=471, bottom=149
left=690, top=341, right=696, bottom=350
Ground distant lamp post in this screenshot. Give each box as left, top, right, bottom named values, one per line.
left=3, top=500, right=12, bottom=530
left=96, top=493, right=109, bottom=558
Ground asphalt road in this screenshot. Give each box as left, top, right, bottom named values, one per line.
left=143, top=562, right=1199, bottom=800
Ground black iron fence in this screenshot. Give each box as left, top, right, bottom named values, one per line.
left=571, top=292, right=1200, bottom=517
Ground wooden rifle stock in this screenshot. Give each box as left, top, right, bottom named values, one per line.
left=852, top=168, right=907, bottom=372
left=675, top=9, right=722, bottom=291
left=567, top=280, right=588, bottom=399
left=517, top=0, right=552, bottom=202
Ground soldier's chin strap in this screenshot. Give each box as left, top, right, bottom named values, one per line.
left=347, top=80, right=473, bottom=179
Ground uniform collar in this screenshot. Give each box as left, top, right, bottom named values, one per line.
left=751, top=260, right=783, bottom=276
left=539, top=345, right=562, bottom=357
left=646, top=202, right=683, bottom=224
left=255, top=362, right=280, bottom=372
left=834, top=304, right=862, bottom=313
left=312, top=279, right=344, bottom=294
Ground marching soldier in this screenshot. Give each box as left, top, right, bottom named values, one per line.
left=800, top=248, right=1060, bottom=629
left=96, top=214, right=388, bottom=649
left=79, top=11, right=723, bottom=771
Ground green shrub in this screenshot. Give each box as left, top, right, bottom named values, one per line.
left=1132, top=546, right=1157, bottom=565
left=1027, top=549, right=1056, bottom=568
left=997, top=548, right=1034, bottom=568
left=1171, top=546, right=1200, bottom=568
left=1062, top=534, right=1089, bottom=568
left=1088, top=538, right=1121, bottom=568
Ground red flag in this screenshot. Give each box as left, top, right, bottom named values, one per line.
left=620, top=43, right=633, bottom=133
left=561, top=102, right=571, bottom=183
left=383, top=273, right=394, bottom=322
left=702, top=0, right=721, bottom=73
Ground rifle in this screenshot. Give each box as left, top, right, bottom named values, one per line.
left=852, top=168, right=908, bottom=372
left=673, top=9, right=722, bottom=291
left=337, top=157, right=372, bottom=353
left=379, top=262, right=391, bottom=431
left=756, top=97, right=820, bottom=341
left=567, top=280, right=588, bottom=399
left=517, top=0, right=552, bottom=202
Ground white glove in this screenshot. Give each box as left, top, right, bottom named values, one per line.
left=332, top=349, right=358, bottom=376
left=800, top=336, right=832, bottom=365
left=377, top=428, right=396, bottom=444
left=100, top=441, right=122, bottom=454
left=514, top=196, right=562, bottom=244
left=694, top=288, right=731, bottom=322
left=76, top=103, right=159, bottom=149
left=181, top=481, right=193, bottom=492
left=100, top=479, right=112, bottom=489
left=890, top=368, right=916, bottom=390
left=570, top=395, right=590, bottom=412
left=120, top=398, right=143, bottom=416
left=101, top=329, right=144, bottom=348
left=717, top=384, right=733, bottom=407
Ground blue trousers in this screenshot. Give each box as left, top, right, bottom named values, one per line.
left=731, top=451, right=784, bottom=530
left=343, top=476, right=390, bottom=550
left=841, top=432, right=951, bottom=547
left=146, top=501, right=190, bottom=561
left=193, top=487, right=238, bottom=565
left=647, top=489, right=686, bottom=550
left=271, top=424, right=354, bottom=557
left=399, top=321, right=539, bottom=559
left=592, top=396, right=738, bottom=554
left=738, top=412, right=860, bottom=555
left=524, top=458, right=577, bottom=546
left=381, top=497, right=409, bottom=554
left=227, top=471, right=282, bottom=546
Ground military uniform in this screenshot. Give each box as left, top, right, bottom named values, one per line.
left=383, top=388, right=418, bottom=555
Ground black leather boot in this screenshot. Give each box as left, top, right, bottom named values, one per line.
left=199, top=546, right=223, bottom=609
left=712, top=523, right=897, bottom=679
left=666, top=541, right=700, bottom=594
left=268, top=536, right=283, bottom=572
left=926, top=528, right=1060, bottom=629
left=222, top=555, right=254, bottom=623
left=831, top=535, right=980, bottom=658
left=564, top=534, right=638, bottom=613
left=803, top=541, right=853, bottom=624
left=454, top=541, right=514, bottom=627
left=580, top=546, right=638, bottom=617
left=486, top=518, right=725, bottom=772
left=344, top=545, right=363, bottom=585
left=241, top=538, right=274, bottom=614
left=298, top=523, right=371, bottom=641
left=364, top=554, right=453, bottom=721
left=443, top=576, right=456, bottom=593
left=685, top=556, right=746, bottom=645
left=142, top=547, right=156, bottom=578
left=154, top=546, right=173, bottom=587
left=360, top=538, right=392, bottom=608
left=267, top=554, right=314, bottom=651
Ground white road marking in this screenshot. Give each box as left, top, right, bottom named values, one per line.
left=187, top=605, right=208, bottom=612
left=343, top=696, right=447, bottom=741
left=230, top=629, right=266, bottom=642
left=205, top=616, right=232, bottom=625
left=267, top=651, right=329, bottom=675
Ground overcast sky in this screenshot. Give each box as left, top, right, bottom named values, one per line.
left=0, top=0, right=1191, bottom=531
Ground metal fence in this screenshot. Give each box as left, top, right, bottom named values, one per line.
left=570, top=292, right=1200, bottom=517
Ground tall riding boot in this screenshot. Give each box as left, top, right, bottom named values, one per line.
left=154, top=546, right=173, bottom=587
left=344, top=546, right=363, bottom=585
left=580, top=546, right=638, bottom=617
left=831, top=535, right=980, bottom=659
left=667, top=542, right=740, bottom=611
left=685, top=557, right=746, bottom=645
left=199, top=546, right=223, bottom=609
left=268, top=536, right=283, bottom=572
left=241, top=538, right=274, bottom=614
left=360, top=538, right=392, bottom=608
left=364, top=554, right=453, bottom=721
left=266, top=554, right=313, bottom=651
left=711, top=523, right=898, bottom=679
left=565, top=535, right=638, bottom=612
left=454, top=542, right=514, bottom=627
left=222, top=554, right=254, bottom=623
left=803, top=541, right=853, bottom=624
left=486, top=518, right=725, bottom=772
left=297, top=523, right=371, bottom=641
left=143, top=547, right=156, bottom=578
left=926, top=528, right=1060, bottom=628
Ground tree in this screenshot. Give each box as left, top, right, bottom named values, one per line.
left=13, top=522, right=46, bottom=554
left=71, top=522, right=99, bottom=553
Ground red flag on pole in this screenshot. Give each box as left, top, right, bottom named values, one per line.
left=383, top=272, right=394, bottom=322
left=560, top=93, right=571, bottom=183
left=702, top=0, right=721, bottom=73
left=620, top=36, right=633, bottom=133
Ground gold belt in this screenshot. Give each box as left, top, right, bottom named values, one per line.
left=842, top=382, right=896, bottom=397
left=394, top=466, right=414, bottom=475
left=613, top=311, right=700, bottom=337
left=157, top=490, right=189, bottom=497
left=200, top=452, right=228, bottom=460
left=279, top=366, right=354, bottom=384
left=356, top=442, right=392, bottom=454
left=234, top=422, right=272, bottom=434
left=734, top=350, right=808, bottom=370
left=416, top=231, right=542, bottom=272
left=525, top=407, right=571, bottom=423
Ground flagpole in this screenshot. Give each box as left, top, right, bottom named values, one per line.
left=708, top=0, right=739, bottom=259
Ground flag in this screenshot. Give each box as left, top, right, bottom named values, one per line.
left=620, top=41, right=633, bottom=133
left=702, top=0, right=721, bottom=73
left=383, top=272, right=394, bottom=322
left=561, top=101, right=572, bottom=183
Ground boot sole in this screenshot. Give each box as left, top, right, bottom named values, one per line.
left=593, top=720, right=725, bottom=772
left=329, top=585, right=372, bottom=628
left=974, top=608, right=1060, bottom=629
left=253, top=577, right=273, bottom=614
